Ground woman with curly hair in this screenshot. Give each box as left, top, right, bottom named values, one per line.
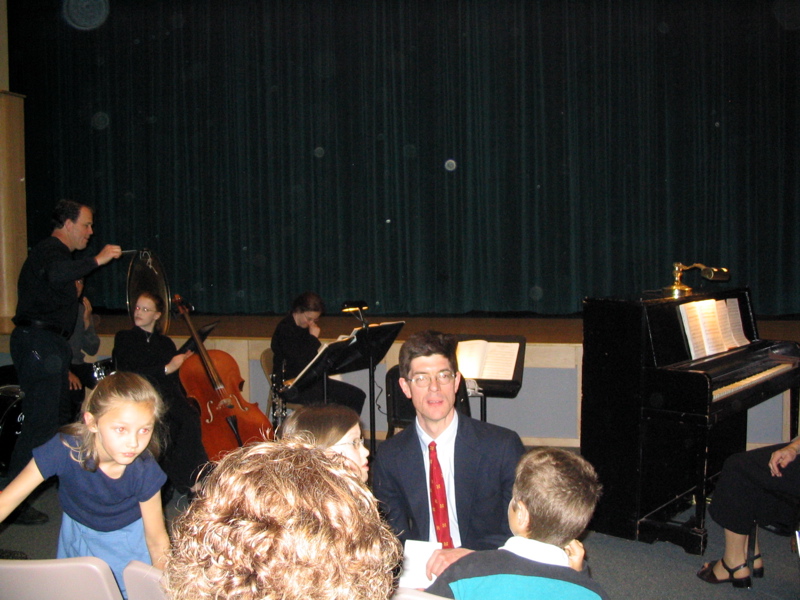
left=165, top=440, right=402, bottom=600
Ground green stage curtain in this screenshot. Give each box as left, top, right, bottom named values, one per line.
left=8, top=0, right=800, bottom=315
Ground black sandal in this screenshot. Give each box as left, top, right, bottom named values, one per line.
left=751, top=553, right=764, bottom=578
left=697, top=559, right=752, bottom=589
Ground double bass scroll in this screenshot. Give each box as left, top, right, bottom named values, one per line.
left=173, top=294, right=273, bottom=460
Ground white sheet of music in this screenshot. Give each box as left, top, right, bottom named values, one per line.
left=679, top=299, right=727, bottom=359
left=716, top=299, right=737, bottom=349
left=725, top=298, right=750, bottom=347
left=697, top=299, right=728, bottom=356
left=679, top=302, right=708, bottom=359
left=456, top=340, right=519, bottom=380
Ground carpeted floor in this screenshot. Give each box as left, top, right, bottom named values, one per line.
left=1, top=481, right=798, bottom=599
left=583, top=516, right=799, bottom=599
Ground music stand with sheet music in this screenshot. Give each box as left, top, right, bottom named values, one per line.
left=280, top=321, right=404, bottom=456
left=454, top=334, right=526, bottom=421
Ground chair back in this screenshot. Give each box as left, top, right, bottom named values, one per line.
left=384, top=365, right=471, bottom=437
left=123, top=560, right=167, bottom=600
left=0, top=556, right=123, bottom=600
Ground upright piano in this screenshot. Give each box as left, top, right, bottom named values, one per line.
left=581, top=288, right=800, bottom=554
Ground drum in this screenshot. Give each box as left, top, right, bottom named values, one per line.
left=91, top=358, right=116, bottom=385
left=127, top=249, right=172, bottom=334
left=0, top=385, right=24, bottom=476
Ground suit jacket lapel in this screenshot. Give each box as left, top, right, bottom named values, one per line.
left=454, top=417, right=482, bottom=544
left=400, top=427, right=430, bottom=538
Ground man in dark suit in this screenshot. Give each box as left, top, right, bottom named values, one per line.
left=372, top=330, right=525, bottom=580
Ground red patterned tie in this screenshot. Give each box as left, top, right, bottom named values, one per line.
left=428, top=441, right=454, bottom=548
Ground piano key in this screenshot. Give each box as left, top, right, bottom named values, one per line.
left=713, top=362, right=795, bottom=402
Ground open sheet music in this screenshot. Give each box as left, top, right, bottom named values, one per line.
left=290, top=339, right=340, bottom=384
left=679, top=298, right=750, bottom=360
left=456, top=339, right=520, bottom=380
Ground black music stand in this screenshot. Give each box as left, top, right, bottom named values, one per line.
left=454, top=334, right=526, bottom=420
left=177, top=320, right=219, bottom=355
left=278, top=337, right=357, bottom=402
left=280, top=321, right=404, bottom=455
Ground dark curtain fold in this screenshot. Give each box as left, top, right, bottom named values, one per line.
left=8, top=0, right=800, bottom=315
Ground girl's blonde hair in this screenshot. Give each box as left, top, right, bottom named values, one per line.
left=277, top=403, right=362, bottom=449
left=60, top=371, right=166, bottom=471
left=167, top=440, right=402, bottom=600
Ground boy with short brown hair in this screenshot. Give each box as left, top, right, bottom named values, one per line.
left=426, top=447, right=608, bottom=600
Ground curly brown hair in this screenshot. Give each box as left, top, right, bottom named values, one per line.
left=166, top=440, right=402, bottom=600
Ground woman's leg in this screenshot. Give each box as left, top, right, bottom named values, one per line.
left=711, top=528, right=750, bottom=579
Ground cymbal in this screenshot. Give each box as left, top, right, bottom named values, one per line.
left=126, top=249, right=172, bottom=335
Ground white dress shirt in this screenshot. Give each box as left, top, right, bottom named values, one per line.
left=415, top=411, right=462, bottom=548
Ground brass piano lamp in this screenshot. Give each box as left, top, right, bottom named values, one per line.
left=663, top=262, right=730, bottom=298
left=341, top=300, right=369, bottom=327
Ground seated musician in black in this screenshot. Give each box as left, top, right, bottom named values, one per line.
left=113, top=292, right=208, bottom=497
left=270, top=292, right=365, bottom=415
left=697, top=437, right=800, bottom=588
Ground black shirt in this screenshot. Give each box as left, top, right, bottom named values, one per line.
left=270, top=314, right=321, bottom=380
left=113, top=326, right=184, bottom=401
left=14, top=236, right=99, bottom=333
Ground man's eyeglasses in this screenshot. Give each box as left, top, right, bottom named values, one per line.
left=406, top=371, right=456, bottom=388
left=333, top=437, right=365, bottom=449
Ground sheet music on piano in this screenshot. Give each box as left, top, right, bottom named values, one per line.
left=679, top=298, right=750, bottom=360
left=721, top=298, right=750, bottom=347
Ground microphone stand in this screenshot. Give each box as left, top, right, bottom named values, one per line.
left=353, top=308, right=377, bottom=458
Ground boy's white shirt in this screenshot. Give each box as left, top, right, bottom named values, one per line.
left=499, top=535, right=571, bottom=567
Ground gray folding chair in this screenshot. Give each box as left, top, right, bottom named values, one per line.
left=0, top=556, right=123, bottom=600
left=123, top=560, right=167, bottom=600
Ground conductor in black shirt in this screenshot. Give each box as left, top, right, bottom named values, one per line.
left=7, top=200, right=121, bottom=492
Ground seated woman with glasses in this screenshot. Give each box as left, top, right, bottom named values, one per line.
left=113, top=292, right=208, bottom=499
left=277, top=404, right=370, bottom=482
left=270, top=292, right=366, bottom=415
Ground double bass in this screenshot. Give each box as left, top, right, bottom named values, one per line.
left=173, top=294, right=273, bottom=460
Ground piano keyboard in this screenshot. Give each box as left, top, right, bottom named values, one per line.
left=713, top=363, right=795, bottom=402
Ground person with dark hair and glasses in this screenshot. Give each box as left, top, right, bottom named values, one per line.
left=113, top=292, right=208, bottom=499
left=372, top=330, right=525, bottom=582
